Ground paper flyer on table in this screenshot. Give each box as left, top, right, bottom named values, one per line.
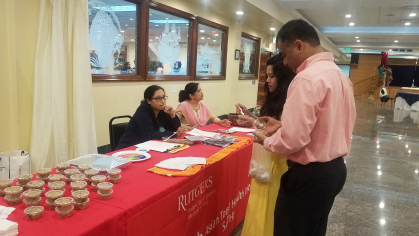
left=155, top=157, right=207, bottom=170
left=228, top=127, right=256, bottom=132
left=186, top=129, right=219, bottom=138
left=135, top=141, right=180, bottom=153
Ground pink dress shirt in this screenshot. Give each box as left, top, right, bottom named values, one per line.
left=264, top=52, right=356, bottom=165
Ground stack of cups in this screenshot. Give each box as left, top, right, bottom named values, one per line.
left=54, top=197, right=74, bottom=218
left=70, top=181, right=87, bottom=193
left=26, top=180, right=45, bottom=196
left=22, top=189, right=42, bottom=207
left=3, top=186, right=23, bottom=206
left=48, top=174, right=64, bottom=183
left=48, top=181, right=66, bottom=193
left=45, top=190, right=64, bottom=210
left=63, top=169, right=80, bottom=185
left=77, top=164, right=91, bottom=175
left=91, top=175, right=106, bottom=192
left=37, top=168, right=51, bottom=183
left=16, top=174, right=33, bottom=191
left=0, top=179, right=13, bottom=197
left=84, top=169, right=99, bottom=185
left=97, top=182, right=113, bottom=200
left=56, top=163, right=70, bottom=174
left=107, top=169, right=122, bottom=184
left=72, top=190, right=90, bottom=210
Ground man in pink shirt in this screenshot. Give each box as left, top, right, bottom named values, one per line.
left=253, top=19, right=356, bottom=235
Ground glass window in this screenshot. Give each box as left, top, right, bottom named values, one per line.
left=148, top=8, right=190, bottom=76
left=196, top=24, right=224, bottom=76
left=239, top=37, right=257, bottom=76
left=88, top=0, right=137, bottom=75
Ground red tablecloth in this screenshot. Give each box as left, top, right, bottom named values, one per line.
left=0, top=124, right=253, bottom=236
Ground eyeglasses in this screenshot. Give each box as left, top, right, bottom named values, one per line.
left=151, top=96, right=168, bottom=102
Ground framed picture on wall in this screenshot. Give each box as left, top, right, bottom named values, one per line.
left=235, top=49, right=240, bottom=60
left=239, top=32, right=261, bottom=80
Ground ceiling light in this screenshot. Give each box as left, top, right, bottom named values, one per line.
left=200, top=30, right=205, bottom=32
left=395, top=40, right=399, bottom=42
left=361, top=48, right=363, bottom=50
left=125, top=24, right=128, bottom=26
left=377, top=165, right=381, bottom=169
left=270, top=28, right=275, bottom=31
left=415, top=170, right=418, bottom=174
left=380, top=219, right=386, bottom=225
left=408, top=150, right=411, bottom=153
left=346, top=14, right=351, bottom=18
left=115, top=37, right=118, bottom=38
left=410, top=13, right=416, bottom=16
left=130, top=18, right=134, bottom=20
left=150, top=39, right=152, bottom=41
left=389, top=49, right=393, bottom=51
left=357, top=40, right=360, bottom=42
left=207, top=37, right=210, bottom=39
left=186, top=24, right=189, bottom=25
left=215, top=34, right=219, bottom=36
left=378, top=171, right=382, bottom=176
left=131, top=39, right=134, bottom=41
left=155, top=37, right=158, bottom=39
left=201, top=37, right=205, bottom=39
left=236, top=11, right=244, bottom=15
left=349, top=22, right=355, bottom=26
left=165, top=18, right=169, bottom=20
left=155, top=24, right=159, bottom=26
left=213, top=40, right=216, bottom=42
left=405, top=22, right=411, bottom=25
left=355, top=36, right=359, bottom=38
left=120, top=31, right=124, bottom=33
left=406, top=144, right=409, bottom=148
left=399, top=137, right=402, bottom=139
left=379, top=202, right=385, bottom=208
left=377, top=145, right=380, bottom=148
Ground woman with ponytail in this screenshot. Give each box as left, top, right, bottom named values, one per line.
left=176, top=83, right=231, bottom=129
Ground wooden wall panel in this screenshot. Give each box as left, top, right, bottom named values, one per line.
left=388, top=58, right=418, bottom=65
left=349, top=54, right=382, bottom=84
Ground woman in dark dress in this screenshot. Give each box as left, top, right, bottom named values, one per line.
left=116, top=85, right=187, bottom=150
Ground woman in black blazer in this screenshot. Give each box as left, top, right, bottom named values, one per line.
left=116, top=85, right=187, bottom=150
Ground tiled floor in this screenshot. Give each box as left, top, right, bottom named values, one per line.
left=230, top=98, right=419, bottom=235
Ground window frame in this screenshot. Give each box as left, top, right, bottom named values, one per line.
left=239, top=32, right=261, bottom=80
left=194, top=17, right=229, bottom=81
left=144, top=1, right=196, bottom=81
left=91, top=0, right=147, bottom=82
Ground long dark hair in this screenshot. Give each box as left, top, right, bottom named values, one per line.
left=142, top=85, right=164, bottom=103
left=179, top=82, right=199, bottom=103
left=260, top=54, right=296, bottom=120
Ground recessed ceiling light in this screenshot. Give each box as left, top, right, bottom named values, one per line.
left=395, top=40, right=399, bottom=42
left=186, top=24, right=189, bottom=25
left=270, top=27, right=275, bottom=31
left=155, top=37, right=158, bottom=39
left=215, top=34, right=219, bottom=36
left=357, top=40, right=360, bottom=42
left=213, top=40, right=216, bottom=42
left=410, top=13, right=416, bottom=16
left=355, top=36, right=359, bottom=38
left=130, top=18, right=134, bottom=20
left=155, top=24, right=159, bottom=26
left=165, top=18, right=169, bottom=20
left=120, top=31, right=124, bottom=32
left=131, top=39, right=134, bottom=41
left=361, top=48, right=363, bottom=50
left=389, top=49, right=393, bottom=51
left=207, top=37, right=210, bottom=39
left=150, top=39, right=152, bottom=41
left=405, top=22, right=411, bottom=25
left=236, top=11, right=244, bottom=15
left=349, top=22, right=355, bottom=26
left=380, top=219, right=386, bottom=225
left=346, top=14, right=351, bottom=18
left=201, top=37, right=205, bottom=39
left=200, top=30, right=205, bottom=33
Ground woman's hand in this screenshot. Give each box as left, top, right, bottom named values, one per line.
left=176, top=125, right=188, bottom=137
left=253, top=131, right=267, bottom=145
left=260, top=116, right=282, bottom=135
left=219, top=119, right=232, bottom=127
left=235, top=103, right=251, bottom=116
left=236, top=115, right=254, bottom=127
left=163, top=105, right=175, bottom=118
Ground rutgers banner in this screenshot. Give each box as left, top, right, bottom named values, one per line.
left=128, top=144, right=253, bottom=236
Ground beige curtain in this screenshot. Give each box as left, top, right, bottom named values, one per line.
left=30, top=0, right=97, bottom=170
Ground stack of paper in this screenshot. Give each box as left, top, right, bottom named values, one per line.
left=135, top=141, right=180, bottom=153
left=185, top=135, right=209, bottom=141
left=0, top=206, right=15, bottom=220
left=0, top=219, right=18, bottom=236
left=187, top=129, right=220, bottom=138
left=229, top=127, right=256, bottom=132
left=155, top=157, right=207, bottom=171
